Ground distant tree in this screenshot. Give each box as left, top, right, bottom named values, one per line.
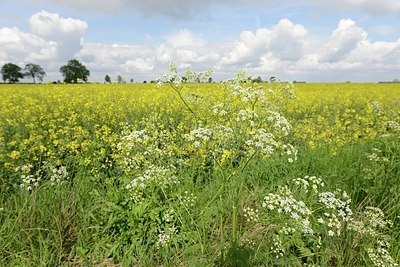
left=1, top=63, right=24, bottom=83
left=117, top=75, right=124, bottom=84
left=104, top=74, right=111, bottom=84
left=270, top=76, right=277, bottom=82
left=130, top=78, right=134, bottom=83
left=24, top=63, right=46, bottom=83
left=393, top=79, right=399, bottom=83
left=59, top=59, right=90, bottom=83
left=208, top=77, right=213, bottom=83
left=253, top=76, right=262, bottom=83
left=143, top=80, right=147, bottom=83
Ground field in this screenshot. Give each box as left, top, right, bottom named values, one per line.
left=0, top=74, right=399, bottom=266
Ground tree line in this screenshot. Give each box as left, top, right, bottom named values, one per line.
left=1, top=59, right=90, bottom=84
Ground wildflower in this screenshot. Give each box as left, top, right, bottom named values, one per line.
left=156, top=226, right=177, bottom=249
left=50, top=166, right=68, bottom=185
left=243, top=207, right=259, bottom=223
left=179, top=191, right=197, bottom=207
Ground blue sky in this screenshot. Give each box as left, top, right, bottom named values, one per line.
left=0, top=0, right=399, bottom=82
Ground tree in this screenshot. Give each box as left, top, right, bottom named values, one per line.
left=104, top=74, right=111, bottom=84
left=59, top=59, right=90, bottom=83
left=117, top=75, right=124, bottom=84
left=1, top=63, right=24, bottom=83
left=253, top=76, right=262, bottom=83
left=24, top=63, right=46, bottom=83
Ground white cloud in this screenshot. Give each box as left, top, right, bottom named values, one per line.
left=29, top=11, right=87, bottom=60
left=123, top=58, right=155, bottom=72
left=0, top=27, right=57, bottom=63
left=1, top=12, right=399, bottom=82
left=220, top=19, right=307, bottom=67
left=166, top=29, right=205, bottom=47
left=0, top=11, right=89, bottom=82
left=319, top=19, right=368, bottom=62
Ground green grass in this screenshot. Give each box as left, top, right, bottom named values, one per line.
left=1, top=79, right=399, bottom=266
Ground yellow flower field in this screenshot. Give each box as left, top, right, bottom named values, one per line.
left=0, top=80, right=399, bottom=266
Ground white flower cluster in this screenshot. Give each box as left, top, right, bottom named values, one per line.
left=282, top=144, right=298, bottom=163
left=156, top=226, right=177, bottom=249
left=263, top=186, right=313, bottom=234
left=367, top=243, right=398, bottom=267
left=159, top=62, right=213, bottom=89
left=243, top=207, right=259, bottom=223
left=212, top=103, right=229, bottom=117
left=230, top=82, right=265, bottom=104
left=347, top=207, right=398, bottom=266
left=318, top=189, right=353, bottom=220
left=266, top=111, right=292, bottom=137
left=236, top=109, right=259, bottom=126
left=179, top=191, right=197, bottom=208
left=20, top=174, right=41, bottom=191
left=362, top=148, right=391, bottom=180
left=185, top=127, right=214, bottom=148
left=163, top=209, right=175, bottom=223
left=386, top=121, right=400, bottom=137
left=162, top=63, right=182, bottom=88
left=349, top=207, right=391, bottom=237
left=119, top=129, right=149, bottom=148
left=117, top=128, right=159, bottom=172
left=16, top=164, right=41, bottom=191
left=15, top=164, right=33, bottom=173
left=245, top=129, right=277, bottom=156
left=126, top=165, right=179, bottom=202
left=50, top=166, right=68, bottom=185
left=213, top=125, right=234, bottom=141
left=366, top=148, right=389, bottom=163
left=319, top=213, right=343, bottom=237
left=293, top=176, right=325, bottom=193
left=271, top=234, right=285, bottom=258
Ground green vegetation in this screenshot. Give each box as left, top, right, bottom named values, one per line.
left=0, top=68, right=399, bottom=266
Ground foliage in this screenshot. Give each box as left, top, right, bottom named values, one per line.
left=104, top=74, right=111, bottom=84
left=24, top=63, right=46, bottom=84
left=1, top=62, right=24, bottom=83
left=59, top=59, right=90, bottom=84
left=0, top=69, right=399, bottom=266
left=117, top=75, right=124, bottom=84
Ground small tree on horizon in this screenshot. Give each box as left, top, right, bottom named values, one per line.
left=24, top=63, right=46, bottom=83
left=104, top=74, right=111, bottom=84
left=59, top=59, right=90, bottom=83
left=117, top=75, right=124, bottom=84
left=1, top=63, right=24, bottom=83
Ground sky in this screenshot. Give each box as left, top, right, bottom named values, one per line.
left=0, top=0, right=400, bottom=83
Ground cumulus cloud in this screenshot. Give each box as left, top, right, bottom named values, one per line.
left=319, top=19, right=368, bottom=62
left=166, top=29, right=205, bottom=47
left=29, top=11, right=88, bottom=60
left=1, top=11, right=399, bottom=82
left=220, top=19, right=307, bottom=67
left=0, top=27, right=57, bottom=63
left=0, top=10, right=88, bottom=82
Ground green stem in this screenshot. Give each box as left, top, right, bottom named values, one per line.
left=171, top=84, right=198, bottom=122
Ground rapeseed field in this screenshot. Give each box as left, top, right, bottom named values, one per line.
left=0, top=75, right=399, bottom=266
